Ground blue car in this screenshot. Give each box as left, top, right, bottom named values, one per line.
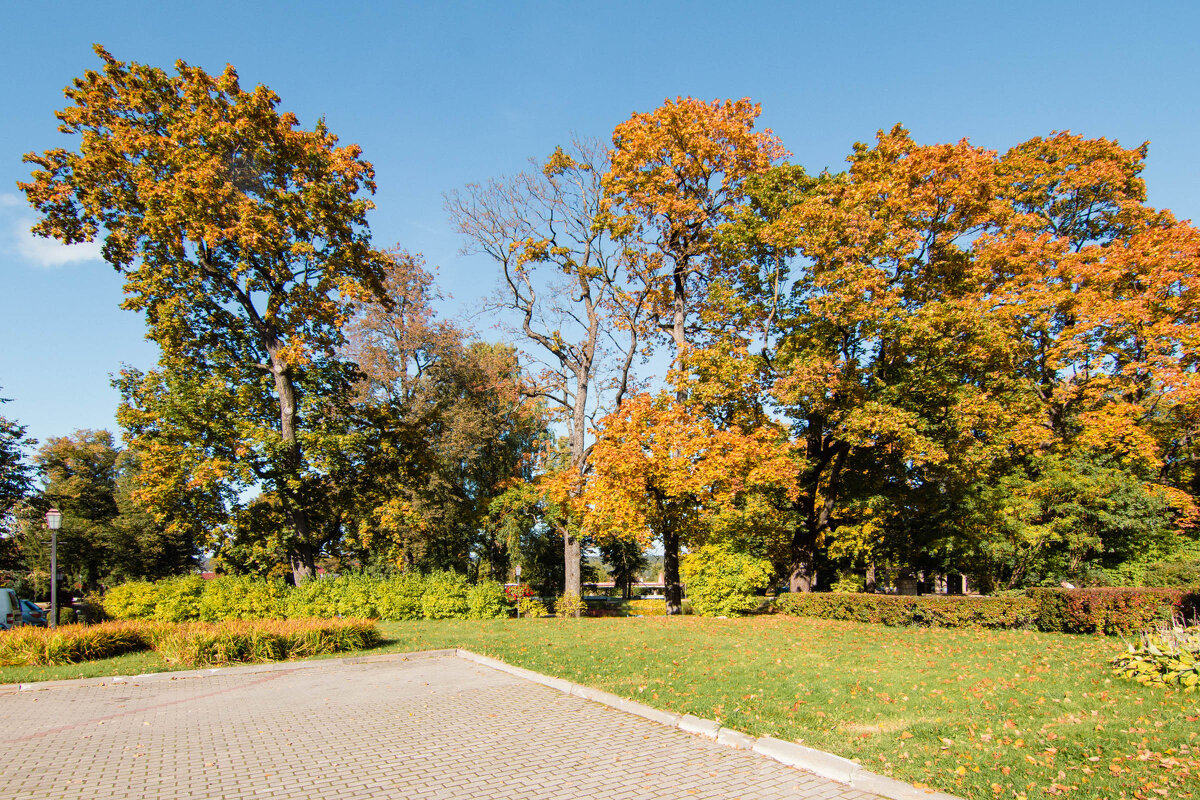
left=19, top=599, right=47, bottom=627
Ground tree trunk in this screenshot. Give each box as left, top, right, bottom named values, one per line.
left=866, top=561, right=877, bottom=593
left=565, top=363, right=589, bottom=600
left=788, top=528, right=817, bottom=592
left=290, top=544, right=315, bottom=585
left=663, top=525, right=682, bottom=614
left=270, top=343, right=317, bottom=587
left=563, top=526, right=582, bottom=613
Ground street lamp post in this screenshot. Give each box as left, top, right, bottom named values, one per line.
left=44, top=509, right=62, bottom=628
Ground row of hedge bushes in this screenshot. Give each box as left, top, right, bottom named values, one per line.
left=0, top=618, right=379, bottom=668
left=102, top=573, right=511, bottom=622
left=773, top=587, right=1200, bottom=635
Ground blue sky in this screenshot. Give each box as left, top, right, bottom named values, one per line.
left=2, top=0, right=1198, bottom=449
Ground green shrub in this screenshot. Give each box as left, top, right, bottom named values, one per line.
left=466, top=580, right=508, bottom=619
left=0, top=622, right=151, bottom=666
left=680, top=544, right=773, bottom=617
left=198, top=576, right=287, bottom=621
left=774, top=592, right=1038, bottom=629
left=284, top=576, right=340, bottom=619
left=1112, top=619, right=1200, bottom=690
left=554, top=591, right=586, bottom=618
left=1026, top=587, right=1200, bottom=635
left=830, top=573, right=866, bottom=593
left=420, top=571, right=469, bottom=619
left=621, top=598, right=693, bottom=616
left=103, top=580, right=160, bottom=620
left=78, top=593, right=107, bottom=624
left=1140, top=557, right=1200, bottom=588
left=57, top=607, right=77, bottom=625
left=375, top=573, right=427, bottom=621
left=152, top=575, right=206, bottom=622
left=516, top=597, right=547, bottom=617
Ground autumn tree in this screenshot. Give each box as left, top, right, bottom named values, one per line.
left=340, top=251, right=549, bottom=577
left=447, top=139, right=644, bottom=597
left=603, top=98, right=786, bottom=611
left=583, top=393, right=797, bottom=597
left=22, top=47, right=388, bottom=583
left=721, top=126, right=1033, bottom=590
left=720, top=125, right=1199, bottom=590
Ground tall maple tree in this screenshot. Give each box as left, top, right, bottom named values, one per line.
left=604, top=97, right=786, bottom=611
left=21, top=47, right=388, bottom=582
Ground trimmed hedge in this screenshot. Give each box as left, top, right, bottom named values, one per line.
left=621, top=598, right=694, bottom=616
left=773, top=592, right=1037, bottom=629
left=773, top=587, right=1200, bottom=635
left=1026, top=587, right=1200, bottom=636
left=102, top=572, right=513, bottom=623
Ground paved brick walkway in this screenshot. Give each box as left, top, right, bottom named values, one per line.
left=0, top=654, right=883, bottom=799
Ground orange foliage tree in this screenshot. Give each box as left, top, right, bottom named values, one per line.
left=22, top=47, right=388, bottom=582
left=583, top=393, right=798, bottom=595
left=603, top=97, right=786, bottom=611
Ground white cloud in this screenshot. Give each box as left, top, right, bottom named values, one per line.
left=0, top=193, right=103, bottom=268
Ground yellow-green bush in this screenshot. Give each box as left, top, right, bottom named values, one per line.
left=152, top=575, right=207, bottom=622
left=554, top=591, right=586, bottom=618
left=680, top=544, right=773, bottom=617
left=516, top=596, right=547, bottom=617
left=466, top=580, right=508, bottom=619
left=285, top=575, right=379, bottom=619
left=420, top=571, right=469, bottom=619
left=103, top=580, right=160, bottom=620
left=198, top=576, right=287, bottom=621
left=375, top=573, right=427, bottom=620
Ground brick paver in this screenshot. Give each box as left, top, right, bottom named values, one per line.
left=0, top=655, right=884, bottom=799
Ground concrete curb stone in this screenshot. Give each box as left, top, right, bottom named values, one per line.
left=716, top=727, right=756, bottom=749
left=455, top=647, right=966, bottom=800
left=678, top=713, right=721, bottom=739
left=753, top=736, right=860, bottom=783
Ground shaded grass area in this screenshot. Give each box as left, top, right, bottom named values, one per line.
left=5, top=616, right=1198, bottom=799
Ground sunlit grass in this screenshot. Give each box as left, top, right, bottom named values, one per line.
left=5, top=616, right=1197, bottom=799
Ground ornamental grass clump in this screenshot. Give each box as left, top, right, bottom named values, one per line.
left=0, top=621, right=154, bottom=666
left=151, top=619, right=379, bottom=667
left=1112, top=616, right=1200, bottom=691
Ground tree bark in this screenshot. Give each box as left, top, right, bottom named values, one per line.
left=269, top=342, right=317, bottom=586
left=563, top=527, right=582, bottom=614
left=788, top=531, right=817, bottom=592
left=663, top=525, right=682, bottom=614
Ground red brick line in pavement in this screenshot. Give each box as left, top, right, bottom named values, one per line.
left=2, top=668, right=293, bottom=743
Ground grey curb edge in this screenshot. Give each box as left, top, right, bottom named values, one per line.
left=455, top=648, right=965, bottom=800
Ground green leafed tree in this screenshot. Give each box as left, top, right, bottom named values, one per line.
left=21, top=47, right=389, bottom=583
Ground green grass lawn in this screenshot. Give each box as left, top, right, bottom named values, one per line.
left=5, top=616, right=1197, bottom=799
